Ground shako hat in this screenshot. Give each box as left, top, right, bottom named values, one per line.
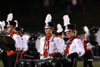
left=44, top=14, right=54, bottom=28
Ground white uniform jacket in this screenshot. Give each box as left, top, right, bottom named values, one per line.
left=82, top=40, right=93, bottom=52
left=21, top=35, right=29, bottom=51
left=57, top=36, right=66, bottom=52
left=67, top=36, right=85, bottom=57
left=39, top=35, right=64, bottom=59
left=8, top=33, right=22, bottom=51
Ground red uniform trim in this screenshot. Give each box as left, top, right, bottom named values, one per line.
left=83, top=41, right=87, bottom=52
left=67, top=35, right=78, bottom=54
left=83, top=41, right=92, bottom=52
left=7, top=32, right=25, bottom=56
left=7, top=51, right=16, bottom=56
left=10, top=32, right=16, bottom=38
left=7, top=51, right=25, bottom=56
left=40, top=53, right=57, bottom=56
left=43, top=34, right=53, bottom=56
left=57, top=35, right=63, bottom=39
left=7, top=32, right=17, bottom=56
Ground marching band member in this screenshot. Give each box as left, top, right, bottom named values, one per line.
left=0, top=20, right=7, bottom=67
left=16, top=27, right=29, bottom=51
left=6, top=21, right=23, bottom=67
left=63, top=15, right=85, bottom=67
left=56, top=24, right=66, bottom=53
left=56, top=24, right=64, bottom=39
left=65, top=24, right=85, bottom=67
left=14, top=27, right=30, bottom=67
left=80, top=26, right=93, bottom=67
left=39, top=14, right=64, bottom=59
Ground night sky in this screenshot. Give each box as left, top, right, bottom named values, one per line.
left=0, top=0, right=100, bottom=33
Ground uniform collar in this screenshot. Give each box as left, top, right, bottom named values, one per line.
left=57, top=35, right=63, bottom=39
left=68, top=35, right=77, bottom=42
left=71, top=35, right=76, bottom=38
left=46, top=33, right=53, bottom=40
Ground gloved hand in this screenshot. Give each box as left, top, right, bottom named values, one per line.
left=68, top=52, right=78, bottom=59
left=53, top=53, right=63, bottom=58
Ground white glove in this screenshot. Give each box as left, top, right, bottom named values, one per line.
left=0, top=48, right=3, bottom=54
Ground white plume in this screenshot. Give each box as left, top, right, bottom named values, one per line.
left=0, top=21, right=5, bottom=30
left=45, top=14, right=52, bottom=24
left=14, top=20, right=18, bottom=27
left=63, top=15, right=70, bottom=26
left=6, top=13, right=13, bottom=22
left=57, top=24, right=63, bottom=33
left=0, top=21, right=2, bottom=25
left=83, top=26, right=89, bottom=35
left=0, top=21, right=2, bottom=30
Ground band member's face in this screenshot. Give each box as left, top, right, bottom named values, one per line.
left=66, top=31, right=72, bottom=38
left=6, top=25, right=13, bottom=34
left=80, top=34, right=88, bottom=41
left=66, top=29, right=77, bottom=38
left=45, top=28, right=53, bottom=35
left=79, top=34, right=85, bottom=40
left=17, top=31, right=22, bottom=35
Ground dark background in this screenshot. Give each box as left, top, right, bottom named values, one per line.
left=0, top=0, right=100, bottom=33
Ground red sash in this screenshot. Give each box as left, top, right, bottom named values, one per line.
left=41, top=34, right=55, bottom=56
left=83, top=41, right=92, bottom=52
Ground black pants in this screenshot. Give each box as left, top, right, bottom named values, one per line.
left=67, top=53, right=78, bottom=67
left=70, top=58, right=77, bottom=67
left=62, top=58, right=77, bottom=67
left=83, top=61, right=93, bottom=67
left=1, top=52, right=16, bottom=67
left=2, top=52, right=9, bottom=67
left=83, top=51, right=93, bottom=67
left=7, top=54, right=17, bottom=67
